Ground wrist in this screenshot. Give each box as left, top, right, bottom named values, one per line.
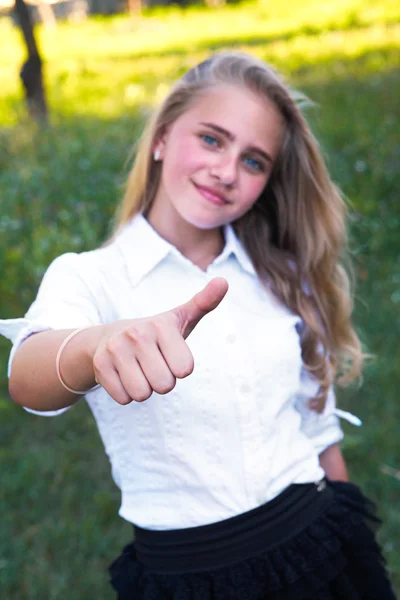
left=319, top=443, right=348, bottom=482
left=59, top=325, right=105, bottom=393
left=82, top=324, right=108, bottom=364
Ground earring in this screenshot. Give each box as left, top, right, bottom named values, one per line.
left=154, top=147, right=161, bottom=161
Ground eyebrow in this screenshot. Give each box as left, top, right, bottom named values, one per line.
left=199, top=122, right=273, bottom=164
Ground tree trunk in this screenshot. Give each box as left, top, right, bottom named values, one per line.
left=128, top=0, right=142, bottom=16
left=14, top=0, right=48, bottom=122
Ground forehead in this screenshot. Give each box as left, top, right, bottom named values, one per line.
left=175, top=84, right=285, bottom=151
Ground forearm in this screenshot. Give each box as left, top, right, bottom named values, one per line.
left=319, top=443, right=349, bottom=481
left=9, top=326, right=104, bottom=411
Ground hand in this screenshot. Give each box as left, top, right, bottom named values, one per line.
left=92, top=277, right=229, bottom=405
left=319, top=444, right=349, bottom=482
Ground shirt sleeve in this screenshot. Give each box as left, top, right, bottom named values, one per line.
left=294, top=366, right=344, bottom=455
left=0, top=252, right=103, bottom=415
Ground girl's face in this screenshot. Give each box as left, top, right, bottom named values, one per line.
left=151, top=84, right=285, bottom=232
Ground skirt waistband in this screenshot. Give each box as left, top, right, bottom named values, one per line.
left=133, top=480, right=333, bottom=573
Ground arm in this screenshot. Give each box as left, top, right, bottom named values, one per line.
left=295, top=372, right=345, bottom=456
left=319, top=443, right=349, bottom=481
left=9, top=326, right=104, bottom=411
left=8, top=279, right=228, bottom=412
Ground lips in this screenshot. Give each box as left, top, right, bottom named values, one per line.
left=193, top=182, right=230, bottom=206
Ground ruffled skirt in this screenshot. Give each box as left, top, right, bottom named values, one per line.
left=109, top=480, right=396, bottom=599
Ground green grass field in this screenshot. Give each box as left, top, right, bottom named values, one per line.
left=1, top=0, right=399, bottom=597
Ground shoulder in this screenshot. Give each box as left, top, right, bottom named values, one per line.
left=31, top=238, right=127, bottom=325
left=37, top=237, right=126, bottom=308
left=46, top=237, right=123, bottom=280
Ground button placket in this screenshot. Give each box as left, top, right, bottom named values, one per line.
left=233, top=324, right=281, bottom=504
left=214, top=302, right=253, bottom=504
left=205, top=269, right=271, bottom=506
left=223, top=311, right=266, bottom=505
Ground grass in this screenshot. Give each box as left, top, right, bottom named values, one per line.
left=1, top=0, right=399, bottom=597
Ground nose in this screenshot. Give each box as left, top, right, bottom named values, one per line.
left=210, top=153, right=238, bottom=187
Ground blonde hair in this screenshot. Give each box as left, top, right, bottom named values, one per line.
left=114, top=51, right=363, bottom=411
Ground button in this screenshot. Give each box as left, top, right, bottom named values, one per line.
left=226, top=334, right=236, bottom=344
left=315, top=480, right=327, bottom=492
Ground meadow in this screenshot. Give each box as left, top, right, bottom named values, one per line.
left=0, top=0, right=399, bottom=597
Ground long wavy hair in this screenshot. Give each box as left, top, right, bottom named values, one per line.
left=113, top=51, right=363, bottom=411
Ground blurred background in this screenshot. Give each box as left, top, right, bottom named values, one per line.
left=0, top=0, right=399, bottom=597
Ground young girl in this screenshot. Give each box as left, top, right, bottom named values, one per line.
left=0, top=52, right=396, bottom=599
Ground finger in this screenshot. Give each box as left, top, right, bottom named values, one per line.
left=135, top=345, right=177, bottom=395
left=157, top=325, right=194, bottom=379
left=172, top=277, right=229, bottom=339
left=115, top=355, right=154, bottom=402
left=94, top=360, right=133, bottom=405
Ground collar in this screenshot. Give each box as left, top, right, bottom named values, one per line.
left=114, top=213, right=256, bottom=287
left=219, top=223, right=256, bottom=276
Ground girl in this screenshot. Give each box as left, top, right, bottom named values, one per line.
left=0, top=52, right=396, bottom=599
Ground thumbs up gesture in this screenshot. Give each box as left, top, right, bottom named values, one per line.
left=92, top=278, right=229, bottom=405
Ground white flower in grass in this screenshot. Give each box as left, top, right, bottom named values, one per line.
left=355, top=159, right=367, bottom=172
left=124, top=84, right=146, bottom=105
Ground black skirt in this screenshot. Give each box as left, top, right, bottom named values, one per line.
left=109, top=480, right=396, bottom=599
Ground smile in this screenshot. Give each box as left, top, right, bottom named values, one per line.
left=193, top=183, right=230, bottom=206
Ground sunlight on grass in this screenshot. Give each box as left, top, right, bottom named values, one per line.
left=1, top=0, right=398, bottom=62
left=1, top=13, right=398, bottom=123
left=32, top=24, right=400, bottom=120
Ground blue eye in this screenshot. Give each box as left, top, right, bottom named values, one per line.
left=201, top=134, right=219, bottom=147
left=244, top=156, right=264, bottom=172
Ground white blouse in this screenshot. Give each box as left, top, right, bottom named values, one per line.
left=0, top=214, right=360, bottom=530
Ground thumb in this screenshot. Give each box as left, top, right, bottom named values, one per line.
left=172, top=277, right=229, bottom=339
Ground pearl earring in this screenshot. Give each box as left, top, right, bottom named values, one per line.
left=154, top=148, right=161, bottom=161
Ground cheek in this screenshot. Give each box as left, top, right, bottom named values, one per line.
left=166, top=138, right=204, bottom=180
left=242, top=175, right=269, bottom=207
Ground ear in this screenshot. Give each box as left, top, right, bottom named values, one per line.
left=153, top=126, right=170, bottom=161
left=153, top=138, right=165, bottom=161
left=153, top=128, right=167, bottom=161
left=153, top=145, right=162, bottom=161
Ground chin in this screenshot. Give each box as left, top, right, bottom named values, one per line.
left=183, top=214, right=227, bottom=231
left=177, top=206, right=228, bottom=230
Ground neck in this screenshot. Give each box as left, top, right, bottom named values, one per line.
left=146, top=203, right=224, bottom=271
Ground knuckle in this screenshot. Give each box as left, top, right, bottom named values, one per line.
left=92, top=352, right=107, bottom=375
left=126, top=325, right=153, bottom=346
left=153, top=314, right=172, bottom=334
left=131, top=384, right=152, bottom=403
left=114, top=394, right=132, bottom=406
left=175, top=358, right=195, bottom=379
left=134, top=391, right=152, bottom=403
left=106, top=335, right=123, bottom=356
left=154, top=377, right=176, bottom=395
